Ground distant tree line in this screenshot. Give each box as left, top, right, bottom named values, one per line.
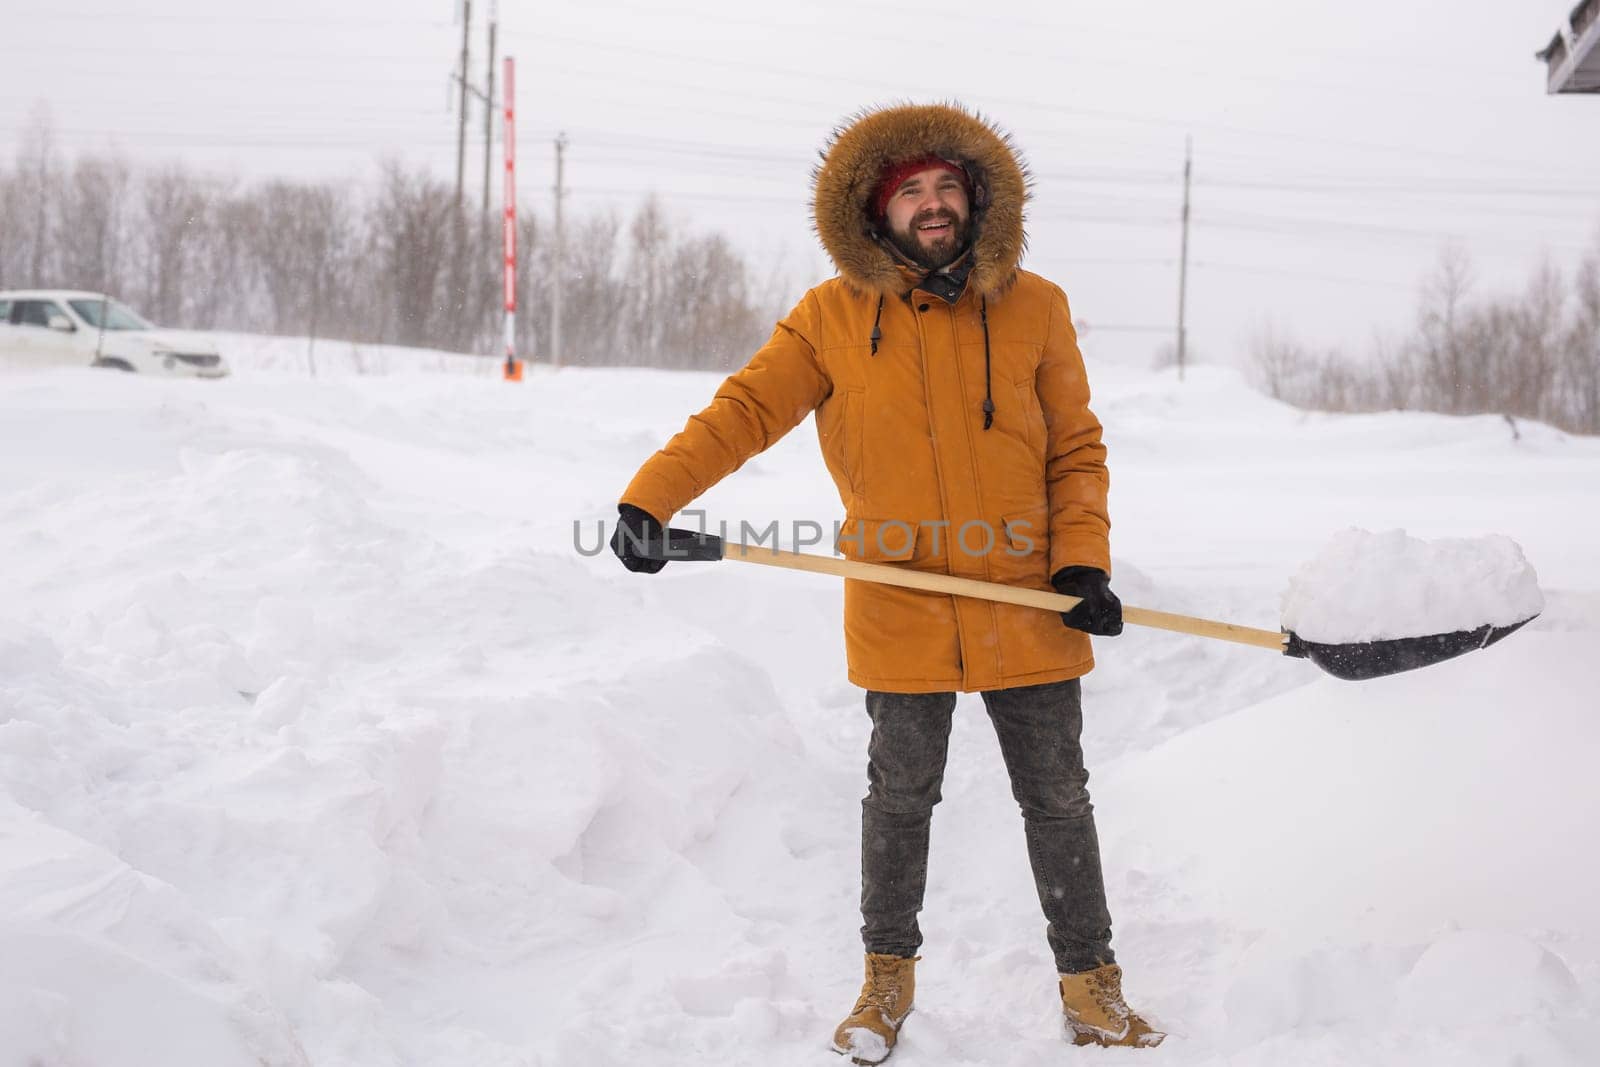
left=1249, top=239, right=1600, bottom=435
left=0, top=121, right=785, bottom=370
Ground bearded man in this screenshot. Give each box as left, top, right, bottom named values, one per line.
left=610, top=102, right=1164, bottom=1062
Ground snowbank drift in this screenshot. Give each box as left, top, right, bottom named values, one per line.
left=1097, top=632, right=1598, bottom=1060
left=1, top=358, right=1597, bottom=1065
left=0, top=371, right=827, bottom=1064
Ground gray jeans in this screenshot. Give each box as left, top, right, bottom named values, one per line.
left=859, top=678, right=1115, bottom=975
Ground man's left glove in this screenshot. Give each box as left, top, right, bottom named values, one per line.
left=1051, top=566, right=1124, bottom=636
left=610, top=503, right=668, bottom=574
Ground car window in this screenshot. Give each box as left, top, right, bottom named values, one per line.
left=13, top=300, right=68, bottom=328
left=13, top=300, right=49, bottom=327
left=0, top=299, right=10, bottom=323
left=69, top=298, right=153, bottom=331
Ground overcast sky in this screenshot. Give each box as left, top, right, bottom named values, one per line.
left=3, top=0, right=1597, bottom=368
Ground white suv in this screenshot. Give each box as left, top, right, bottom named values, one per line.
left=0, top=290, right=230, bottom=378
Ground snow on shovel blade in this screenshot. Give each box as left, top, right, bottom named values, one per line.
left=1281, top=617, right=1537, bottom=681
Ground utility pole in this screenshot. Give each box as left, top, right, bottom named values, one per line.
left=1176, top=136, right=1192, bottom=382
left=454, top=0, right=472, bottom=208
left=552, top=133, right=568, bottom=369
left=482, top=1, right=497, bottom=218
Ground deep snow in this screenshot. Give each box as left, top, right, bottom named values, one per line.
left=1281, top=527, right=1545, bottom=642
left=2, top=337, right=1598, bottom=1066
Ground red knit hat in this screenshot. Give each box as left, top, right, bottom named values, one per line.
left=871, top=155, right=971, bottom=220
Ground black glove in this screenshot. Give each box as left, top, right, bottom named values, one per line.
left=1051, top=566, right=1123, bottom=636
left=610, top=503, right=667, bottom=574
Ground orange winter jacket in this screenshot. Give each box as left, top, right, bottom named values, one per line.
left=621, top=103, right=1111, bottom=693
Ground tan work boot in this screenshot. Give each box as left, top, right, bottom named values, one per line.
left=1058, top=963, right=1166, bottom=1048
left=830, top=953, right=918, bottom=1064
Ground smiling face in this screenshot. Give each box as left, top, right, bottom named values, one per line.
left=882, top=166, right=973, bottom=270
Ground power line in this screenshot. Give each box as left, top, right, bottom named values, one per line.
left=1197, top=206, right=1592, bottom=247
left=501, top=30, right=1579, bottom=180
left=1032, top=257, right=1177, bottom=267
left=6, top=6, right=1587, bottom=189
left=1, top=8, right=451, bottom=26
left=783, top=0, right=1535, bottom=86
left=3, top=127, right=1588, bottom=257
left=34, top=116, right=1562, bottom=211
left=0, top=44, right=457, bottom=64
left=9, top=65, right=1594, bottom=192
left=6, top=103, right=1595, bottom=268
left=9, top=127, right=1587, bottom=259
left=1198, top=176, right=1600, bottom=201
left=1193, top=260, right=1412, bottom=291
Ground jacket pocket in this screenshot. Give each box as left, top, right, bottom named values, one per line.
left=836, top=516, right=920, bottom=563
left=1014, top=381, right=1044, bottom=452
left=843, top=389, right=865, bottom=503
left=992, top=508, right=1049, bottom=583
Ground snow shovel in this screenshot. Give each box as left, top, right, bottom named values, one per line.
left=638, top=528, right=1536, bottom=682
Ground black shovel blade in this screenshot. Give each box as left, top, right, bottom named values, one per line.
left=1282, top=616, right=1537, bottom=681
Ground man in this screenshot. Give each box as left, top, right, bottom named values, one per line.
left=610, top=102, right=1163, bottom=1061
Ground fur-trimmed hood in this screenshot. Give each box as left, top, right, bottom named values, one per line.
left=812, top=102, right=1030, bottom=299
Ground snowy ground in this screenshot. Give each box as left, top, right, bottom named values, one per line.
left=3, top=336, right=1599, bottom=1066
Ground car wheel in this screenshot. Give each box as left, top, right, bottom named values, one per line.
left=93, top=358, right=136, bottom=372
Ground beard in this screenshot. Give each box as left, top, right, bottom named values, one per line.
left=886, top=208, right=973, bottom=270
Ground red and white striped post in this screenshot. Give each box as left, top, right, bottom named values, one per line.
left=501, top=54, right=522, bottom=382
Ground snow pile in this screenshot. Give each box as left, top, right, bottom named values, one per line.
left=0, top=390, right=823, bottom=1063
left=0, top=786, right=310, bottom=1067
left=1281, top=527, right=1544, bottom=642
left=1, top=356, right=1598, bottom=1065
left=1398, top=930, right=1582, bottom=1025
left=1099, top=631, right=1600, bottom=1061
left=167, top=329, right=503, bottom=379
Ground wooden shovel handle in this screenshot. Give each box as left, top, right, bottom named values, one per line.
left=721, top=542, right=1288, bottom=653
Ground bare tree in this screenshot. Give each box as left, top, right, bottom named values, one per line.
left=660, top=232, right=768, bottom=370
left=1244, top=239, right=1600, bottom=435
left=54, top=154, right=134, bottom=294
left=1454, top=299, right=1517, bottom=416
left=250, top=180, right=356, bottom=340
left=368, top=161, right=456, bottom=348
left=449, top=211, right=501, bottom=355
left=1411, top=244, right=1476, bottom=413
left=1371, top=332, right=1417, bottom=411
left=512, top=212, right=543, bottom=360
left=1563, top=238, right=1600, bottom=434
left=623, top=197, right=671, bottom=366
left=0, top=130, right=787, bottom=375
left=0, top=165, right=16, bottom=289
left=2, top=109, right=60, bottom=287
left=556, top=212, right=623, bottom=366
left=184, top=178, right=249, bottom=329
left=136, top=166, right=211, bottom=324
left=1509, top=259, right=1565, bottom=421
left=1247, top=321, right=1310, bottom=401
